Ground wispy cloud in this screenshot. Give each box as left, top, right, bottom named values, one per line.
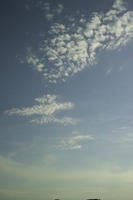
left=25, top=1, right=64, bottom=21
left=117, top=132, right=133, bottom=143
left=118, top=126, right=131, bottom=130
left=105, top=68, right=113, bottom=76
left=5, top=95, right=78, bottom=125
left=112, top=126, right=131, bottom=133
left=35, top=1, right=64, bottom=21
left=58, top=133, right=94, bottom=150
left=24, top=0, right=133, bottom=83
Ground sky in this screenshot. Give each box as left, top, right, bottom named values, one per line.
left=0, top=0, right=133, bottom=199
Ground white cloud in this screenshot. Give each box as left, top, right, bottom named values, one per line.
left=5, top=95, right=78, bottom=125
left=26, top=49, right=45, bottom=72
left=24, top=0, right=133, bottom=83
left=58, top=134, right=94, bottom=150
left=31, top=116, right=79, bottom=125
left=112, top=0, right=127, bottom=12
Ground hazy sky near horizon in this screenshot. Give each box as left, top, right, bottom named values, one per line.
left=0, top=0, right=133, bottom=200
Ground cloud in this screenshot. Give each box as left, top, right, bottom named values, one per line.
left=25, top=1, right=64, bottom=21
left=35, top=1, right=64, bottom=21
left=58, top=134, right=94, bottom=150
left=120, top=133, right=133, bottom=143
left=112, top=0, right=127, bottom=11
left=105, top=68, right=113, bottom=75
left=56, top=4, right=64, bottom=15
left=24, top=0, right=133, bottom=83
left=5, top=95, right=78, bottom=125
left=118, top=126, right=131, bottom=130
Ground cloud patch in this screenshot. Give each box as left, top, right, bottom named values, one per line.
left=5, top=95, right=78, bottom=125
left=25, top=0, right=133, bottom=83
left=35, top=1, right=64, bottom=21
left=58, top=134, right=94, bottom=150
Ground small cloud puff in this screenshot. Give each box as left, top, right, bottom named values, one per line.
left=5, top=95, right=78, bottom=125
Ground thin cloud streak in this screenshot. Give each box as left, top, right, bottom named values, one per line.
left=58, top=134, right=94, bottom=150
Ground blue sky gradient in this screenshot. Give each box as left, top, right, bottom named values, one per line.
left=0, top=0, right=133, bottom=199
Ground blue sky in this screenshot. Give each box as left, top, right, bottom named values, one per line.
left=0, top=0, right=133, bottom=199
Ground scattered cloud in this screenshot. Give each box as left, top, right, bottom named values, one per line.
left=25, top=1, right=64, bottom=21
left=58, top=134, right=94, bottom=150
left=24, top=0, right=133, bottom=83
left=5, top=95, right=78, bottom=125
left=35, top=1, right=64, bottom=21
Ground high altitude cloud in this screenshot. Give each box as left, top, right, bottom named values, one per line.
left=58, top=134, right=94, bottom=150
left=35, top=1, right=64, bottom=21
left=25, top=0, right=133, bottom=83
left=5, top=95, right=78, bottom=125
left=25, top=1, right=64, bottom=21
